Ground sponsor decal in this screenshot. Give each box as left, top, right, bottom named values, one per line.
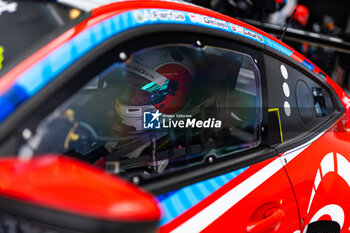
left=143, top=110, right=222, bottom=129
left=131, top=9, right=291, bottom=57
left=133, top=9, right=185, bottom=23
left=0, top=0, right=17, bottom=15
left=189, top=13, right=228, bottom=29
left=231, top=24, right=263, bottom=42
left=0, top=8, right=294, bottom=123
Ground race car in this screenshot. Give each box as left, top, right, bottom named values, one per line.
left=0, top=0, right=349, bottom=232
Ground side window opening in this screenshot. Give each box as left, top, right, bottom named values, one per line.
left=18, top=44, right=262, bottom=180
left=264, top=54, right=337, bottom=145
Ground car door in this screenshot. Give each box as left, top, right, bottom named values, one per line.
left=264, top=53, right=349, bottom=232
left=0, top=6, right=300, bottom=233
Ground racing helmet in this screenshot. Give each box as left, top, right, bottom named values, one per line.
left=154, top=63, right=192, bottom=114
left=292, top=4, right=309, bottom=27
left=115, top=48, right=193, bottom=130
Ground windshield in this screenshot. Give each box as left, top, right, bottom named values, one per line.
left=18, top=44, right=262, bottom=180
left=0, top=0, right=82, bottom=72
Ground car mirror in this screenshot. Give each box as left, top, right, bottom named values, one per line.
left=0, top=155, right=160, bottom=233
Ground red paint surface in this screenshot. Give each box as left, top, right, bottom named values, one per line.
left=0, top=1, right=350, bottom=232
left=0, top=155, right=160, bottom=221
left=160, top=157, right=299, bottom=233
left=281, top=116, right=350, bottom=232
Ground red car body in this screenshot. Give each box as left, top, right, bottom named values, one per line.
left=0, top=1, right=349, bottom=233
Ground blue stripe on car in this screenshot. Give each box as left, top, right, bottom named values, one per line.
left=0, top=9, right=293, bottom=122
left=157, top=166, right=249, bottom=226
left=302, top=60, right=315, bottom=71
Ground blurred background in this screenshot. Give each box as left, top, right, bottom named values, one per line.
left=186, top=0, right=350, bottom=91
